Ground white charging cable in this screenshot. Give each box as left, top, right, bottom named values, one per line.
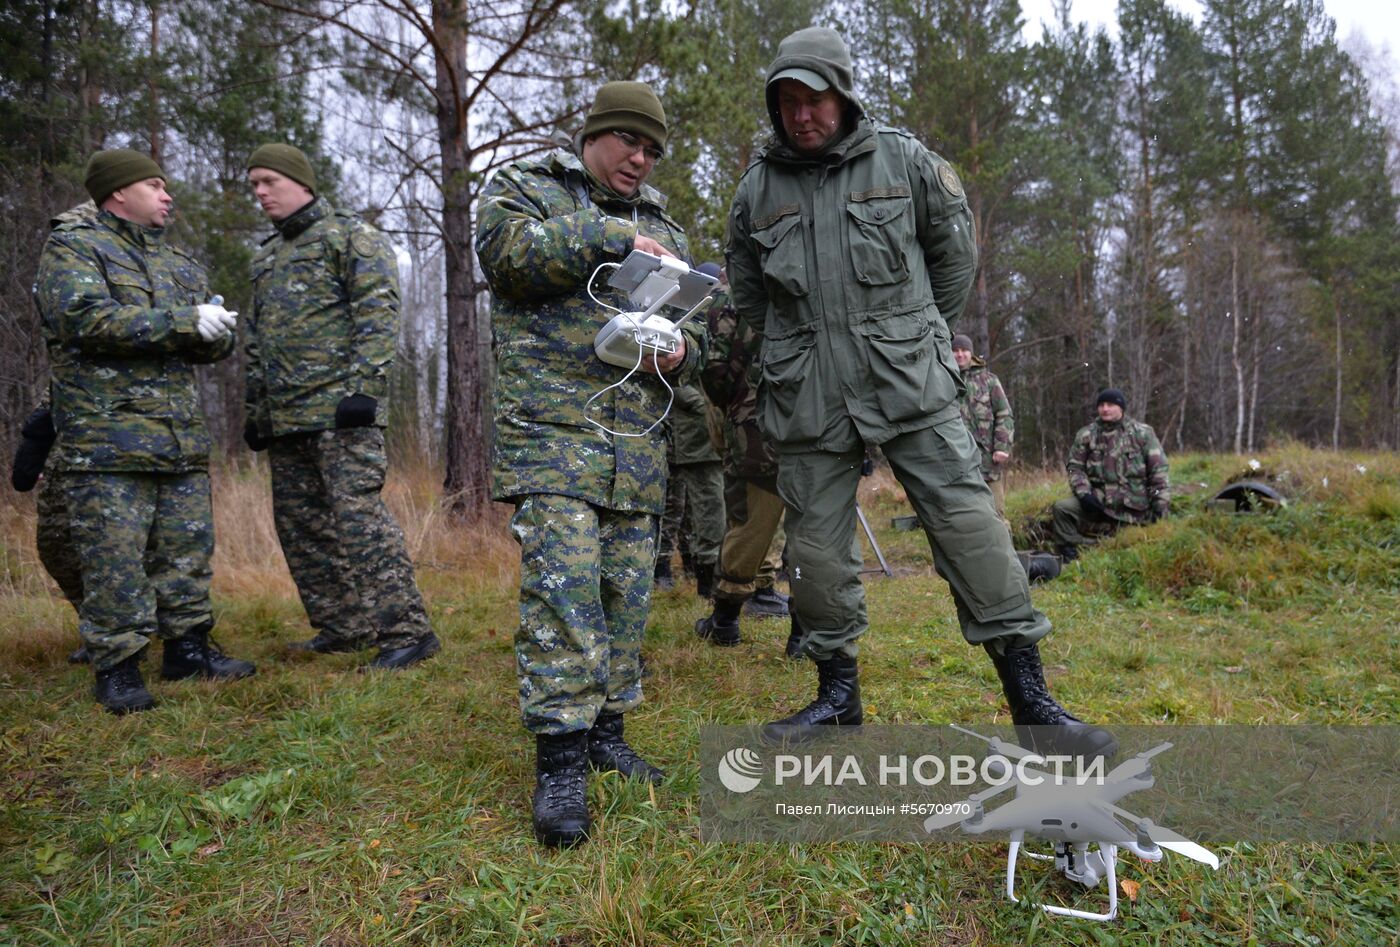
left=582, top=262, right=677, bottom=439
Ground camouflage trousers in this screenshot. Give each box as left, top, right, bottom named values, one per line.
left=714, top=474, right=786, bottom=605
left=780, top=410, right=1049, bottom=662
left=268, top=428, right=430, bottom=650
left=509, top=494, right=654, bottom=735
left=36, top=474, right=84, bottom=608
left=1050, top=496, right=1121, bottom=549
left=61, top=471, right=215, bottom=671
left=658, top=461, right=725, bottom=568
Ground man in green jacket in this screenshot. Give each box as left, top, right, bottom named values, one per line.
left=476, top=82, right=704, bottom=847
left=727, top=28, right=1114, bottom=759
left=1052, top=388, right=1170, bottom=560
left=35, top=149, right=255, bottom=713
left=245, top=143, right=439, bottom=672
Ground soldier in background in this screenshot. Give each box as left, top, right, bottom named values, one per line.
left=244, top=143, right=439, bottom=671
left=695, top=264, right=794, bottom=651
left=1051, top=388, right=1170, bottom=561
left=35, top=149, right=255, bottom=713
left=952, top=334, right=1013, bottom=520
left=655, top=310, right=725, bottom=597
left=476, top=82, right=703, bottom=847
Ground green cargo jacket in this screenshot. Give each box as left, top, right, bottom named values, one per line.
left=669, top=383, right=720, bottom=466
left=246, top=198, right=399, bottom=437
left=727, top=118, right=976, bottom=453
left=1066, top=416, right=1170, bottom=523
left=35, top=210, right=232, bottom=473
left=475, top=148, right=703, bottom=514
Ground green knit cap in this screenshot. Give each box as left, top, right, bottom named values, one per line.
left=246, top=143, right=316, bottom=193
left=84, top=149, right=165, bottom=204
left=580, top=81, right=668, bottom=153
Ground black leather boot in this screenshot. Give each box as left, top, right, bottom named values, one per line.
left=533, top=732, right=591, bottom=847
left=783, top=613, right=805, bottom=659
left=695, top=598, right=741, bottom=646
left=745, top=586, right=791, bottom=618
left=653, top=555, right=674, bottom=591
left=694, top=561, right=715, bottom=599
left=586, top=712, right=664, bottom=783
left=1055, top=543, right=1079, bottom=562
left=762, top=654, right=862, bottom=744
left=162, top=624, right=256, bottom=681
left=985, top=642, right=1117, bottom=760
left=94, top=652, right=156, bottom=714
left=367, top=632, right=441, bottom=670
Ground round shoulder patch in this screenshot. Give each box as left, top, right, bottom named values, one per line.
left=350, top=229, right=384, bottom=258
left=937, top=163, right=965, bottom=198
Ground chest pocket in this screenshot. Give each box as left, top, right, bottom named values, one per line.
left=102, top=254, right=152, bottom=306
left=846, top=191, right=913, bottom=286
left=169, top=262, right=204, bottom=306
left=750, top=210, right=808, bottom=299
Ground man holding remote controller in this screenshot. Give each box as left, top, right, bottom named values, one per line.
left=476, top=81, right=704, bottom=847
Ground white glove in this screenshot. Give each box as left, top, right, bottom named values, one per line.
left=195, top=304, right=238, bottom=342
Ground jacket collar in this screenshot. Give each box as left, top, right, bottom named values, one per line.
left=548, top=148, right=669, bottom=212
left=97, top=209, right=165, bottom=250
left=759, top=116, right=878, bottom=169
left=275, top=196, right=331, bottom=239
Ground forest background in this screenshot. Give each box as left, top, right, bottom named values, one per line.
left=2, top=0, right=1398, bottom=520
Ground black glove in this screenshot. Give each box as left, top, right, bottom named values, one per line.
left=334, top=393, right=378, bottom=429
left=11, top=407, right=57, bottom=492
left=243, top=419, right=269, bottom=452
left=1076, top=492, right=1107, bottom=518
left=1150, top=505, right=1168, bottom=523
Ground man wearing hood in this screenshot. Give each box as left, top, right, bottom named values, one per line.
left=952, top=333, right=1014, bottom=519
left=476, top=81, right=704, bottom=847
left=1052, top=388, right=1170, bottom=560
left=727, top=28, right=1114, bottom=759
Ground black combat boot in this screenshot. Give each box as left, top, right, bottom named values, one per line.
left=533, top=731, right=591, bottom=847
left=985, top=642, right=1117, bottom=760
left=695, top=598, right=741, bottom=646
left=653, top=555, right=675, bottom=591
left=1055, top=544, right=1079, bottom=563
left=586, top=712, right=664, bottom=783
left=762, top=654, right=862, bottom=744
left=94, top=652, right=156, bottom=714
left=694, top=561, right=715, bottom=599
left=162, top=624, right=256, bottom=681
left=745, top=586, right=791, bottom=618
left=783, top=613, right=805, bottom=659
left=367, top=632, right=441, bottom=670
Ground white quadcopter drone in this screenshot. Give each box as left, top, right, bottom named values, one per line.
left=924, top=725, right=1220, bottom=922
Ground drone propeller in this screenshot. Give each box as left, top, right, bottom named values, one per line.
left=949, top=724, right=1045, bottom=764
left=923, top=781, right=1017, bottom=832
left=1105, top=742, right=1174, bottom=783
left=1108, top=804, right=1220, bottom=869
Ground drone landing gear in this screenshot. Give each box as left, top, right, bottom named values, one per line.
left=1006, top=833, right=1120, bottom=921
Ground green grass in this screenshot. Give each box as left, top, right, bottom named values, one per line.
left=2, top=447, right=1398, bottom=944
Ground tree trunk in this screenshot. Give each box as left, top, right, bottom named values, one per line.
left=148, top=0, right=161, bottom=164
left=434, top=0, right=490, bottom=519
left=1333, top=292, right=1343, bottom=451
left=1230, top=240, right=1244, bottom=455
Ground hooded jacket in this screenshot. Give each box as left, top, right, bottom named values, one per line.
left=728, top=28, right=977, bottom=453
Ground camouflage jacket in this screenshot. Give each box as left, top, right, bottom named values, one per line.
left=957, top=358, right=1013, bottom=481
left=1066, top=416, right=1170, bottom=523
left=727, top=118, right=976, bottom=454
left=35, top=209, right=232, bottom=473
left=669, top=382, right=720, bottom=466
left=247, top=198, right=400, bottom=437
left=475, top=148, right=702, bottom=514
left=700, top=285, right=777, bottom=483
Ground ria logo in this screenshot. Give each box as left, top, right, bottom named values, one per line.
left=717, top=747, right=764, bottom=793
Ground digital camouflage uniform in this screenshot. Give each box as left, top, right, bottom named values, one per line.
left=34, top=209, right=232, bottom=671
left=476, top=147, right=701, bottom=736
left=657, top=382, right=725, bottom=573
left=247, top=197, right=431, bottom=651
left=700, top=285, right=787, bottom=604
left=1052, top=416, right=1170, bottom=549
left=728, top=42, right=1051, bottom=661
left=957, top=356, right=1014, bottom=517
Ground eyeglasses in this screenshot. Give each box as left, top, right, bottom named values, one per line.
left=612, top=130, right=665, bottom=164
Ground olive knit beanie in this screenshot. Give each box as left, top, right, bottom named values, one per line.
left=246, top=143, right=317, bottom=193
left=84, top=149, right=165, bottom=204
left=580, top=81, right=668, bottom=153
